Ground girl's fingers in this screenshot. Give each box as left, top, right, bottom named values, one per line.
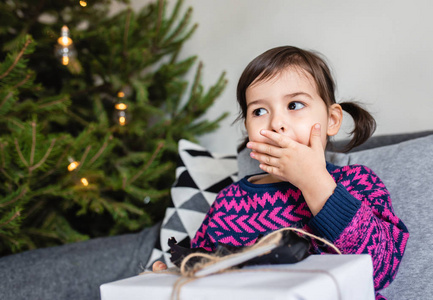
left=259, top=163, right=282, bottom=177
left=247, top=141, right=282, bottom=157
left=250, top=150, right=278, bottom=166
left=152, top=261, right=168, bottom=271
left=259, top=130, right=294, bottom=148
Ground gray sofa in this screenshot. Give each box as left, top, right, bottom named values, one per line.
left=1, top=130, right=432, bottom=300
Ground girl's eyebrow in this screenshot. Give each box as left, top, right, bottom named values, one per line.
left=246, top=99, right=266, bottom=108
left=286, top=92, right=313, bottom=99
left=247, top=92, right=313, bottom=108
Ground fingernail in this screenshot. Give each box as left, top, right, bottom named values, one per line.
left=314, top=123, right=321, bottom=130
left=246, top=142, right=252, bottom=148
left=260, top=129, right=266, bottom=135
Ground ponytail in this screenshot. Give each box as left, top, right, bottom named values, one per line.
left=339, top=101, right=376, bottom=152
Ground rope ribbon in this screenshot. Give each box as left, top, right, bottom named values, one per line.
left=144, top=227, right=342, bottom=300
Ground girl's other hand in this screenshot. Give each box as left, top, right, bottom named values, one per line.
left=152, top=260, right=168, bottom=271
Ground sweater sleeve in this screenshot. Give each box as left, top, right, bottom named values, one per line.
left=190, top=205, right=217, bottom=251
left=309, top=165, right=409, bottom=292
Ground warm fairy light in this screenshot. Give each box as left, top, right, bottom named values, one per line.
left=62, top=56, right=70, bottom=66
left=114, top=92, right=129, bottom=125
left=67, top=157, right=80, bottom=171
left=57, top=36, right=73, bottom=47
left=55, top=25, right=76, bottom=66
left=79, top=0, right=87, bottom=7
left=115, top=103, right=127, bottom=110
left=57, top=26, right=73, bottom=46
left=81, top=178, right=89, bottom=186
left=119, top=116, right=126, bottom=126
left=68, top=161, right=80, bottom=171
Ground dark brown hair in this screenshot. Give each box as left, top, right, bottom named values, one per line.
left=236, top=46, right=376, bottom=152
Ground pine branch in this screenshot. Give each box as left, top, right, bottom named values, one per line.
left=159, top=0, right=182, bottom=39
left=76, top=145, right=92, bottom=172
left=0, top=188, right=28, bottom=209
left=128, top=141, right=164, bottom=185
left=40, top=138, right=70, bottom=181
left=0, top=36, right=32, bottom=80
left=14, top=138, right=29, bottom=167
left=123, top=8, right=132, bottom=56
left=88, top=135, right=113, bottom=165
left=29, top=138, right=56, bottom=173
left=29, top=121, right=36, bottom=166
left=0, top=91, right=14, bottom=113
left=12, top=73, right=32, bottom=89
left=154, top=0, right=165, bottom=37
left=0, top=232, right=21, bottom=250
left=0, top=210, right=21, bottom=229
left=37, top=96, right=69, bottom=109
left=162, top=7, right=194, bottom=47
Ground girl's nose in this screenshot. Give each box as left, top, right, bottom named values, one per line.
left=270, top=114, right=287, bottom=133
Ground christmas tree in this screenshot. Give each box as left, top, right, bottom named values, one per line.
left=0, top=0, right=227, bottom=256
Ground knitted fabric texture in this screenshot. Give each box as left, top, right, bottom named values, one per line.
left=190, top=162, right=409, bottom=299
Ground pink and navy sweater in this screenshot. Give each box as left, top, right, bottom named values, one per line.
left=191, top=162, right=409, bottom=298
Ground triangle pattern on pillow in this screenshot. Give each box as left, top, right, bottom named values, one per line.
left=205, top=176, right=235, bottom=194
left=175, top=169, right=198, bottom=189
left=202, top=190, right=219, bottom=206
left=147, top=139, right=238, bottom=270
left=162, top=210, right=187, bottom=233
left=170, top=186, right=200, bottom=208
left=161, top=207, right=176, bottom=226
left=179, top=192, right=210, bottom=213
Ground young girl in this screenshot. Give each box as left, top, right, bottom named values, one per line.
left=153, top=46, right=409, bottom=299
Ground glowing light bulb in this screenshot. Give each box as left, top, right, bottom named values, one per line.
left=55, top=25, right=76, bottom=66
left=119, top=117, right=126, bottom=126
left=114, top=91, right=130, bottom=125
left=115, top=103, right=127, bottom=110
left=79, top=0, right=87, bottom=7
left=67, top=160, right=80, bottom=171
left=57, top=29, right=73, bottom=47
left=81, top=178, right=89, bottom=186
left=62, top=56, right=70, bottom=66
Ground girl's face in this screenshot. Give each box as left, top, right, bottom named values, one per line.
left=245, top=67, right=341, bottom=148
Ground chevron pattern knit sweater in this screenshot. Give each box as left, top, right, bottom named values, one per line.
left=191, top=162, right=409, bottom=299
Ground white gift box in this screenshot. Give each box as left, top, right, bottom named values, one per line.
left=100, top=254, right=375, bottom=300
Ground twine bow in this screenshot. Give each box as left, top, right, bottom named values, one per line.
left=147, top=228, right=343, bottom=300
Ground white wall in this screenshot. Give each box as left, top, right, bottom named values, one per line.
left=124, top=0, right=433, bottom=154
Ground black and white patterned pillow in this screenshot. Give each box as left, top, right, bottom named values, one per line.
left=146, top=139, right=238, bottom=269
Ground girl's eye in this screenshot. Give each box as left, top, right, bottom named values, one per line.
left=288, top=102, right=305, bottom=110
left=253, top=108, right=267, bottom=116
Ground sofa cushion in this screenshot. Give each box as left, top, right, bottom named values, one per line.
left=146, top=139, right=238, bottom=269
left=238, top=133, right=433, bottom=299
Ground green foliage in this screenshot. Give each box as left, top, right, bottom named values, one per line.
left=0, top=0, right=227, bottom=256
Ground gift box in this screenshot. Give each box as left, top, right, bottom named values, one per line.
left=100, top=254, right=374, bottom=300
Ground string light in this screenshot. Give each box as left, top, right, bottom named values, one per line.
left=118, top=112, right=127, bottom=126
left=79, top=0, right=87, bottom=7
left=80, top=178, right=89, bottom=186
left=67, top=157, right=80, bottom=171
left=55, top=25, right=77, bottom=66
left=114, top=91, right=130, bottom=126
left=114, top=103, right=127, bottom=110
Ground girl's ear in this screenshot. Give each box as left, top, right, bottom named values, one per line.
left=327, top=104, right=343, bottom=136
